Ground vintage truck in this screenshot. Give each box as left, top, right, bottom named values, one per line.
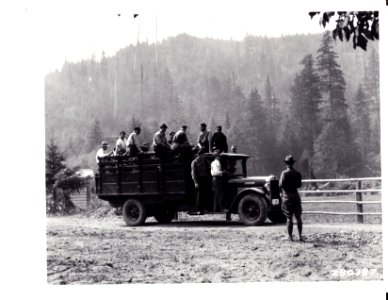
left=95, top=152, right=286, bottom=226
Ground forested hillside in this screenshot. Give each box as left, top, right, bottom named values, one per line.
left=45, top=32, right=380, bottom=178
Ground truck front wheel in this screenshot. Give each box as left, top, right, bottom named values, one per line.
left=238, top=194, right=268, bottom=226
left=123, top=199, right=147, bottom=226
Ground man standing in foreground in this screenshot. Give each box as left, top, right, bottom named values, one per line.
left=279, top=155, right=303, bottom=241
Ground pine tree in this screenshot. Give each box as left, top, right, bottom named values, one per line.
left=46, top=136, right=66, bottom=191
left=262, top=76, right=281, bottom=173
left=288, top=54, right=321, bottom=176
left=352, top=84, right=371, bottom=175
left=363, top=48, right=380, bottom=175
left=87, top=119, right=103, bottom=152
left=225, top=112, right=231, bottom=132
left=46, top=137, right=86, bottom=214
left=236, top=89, right=268, bottom=174
left=313, top=31, right=360, bottom=177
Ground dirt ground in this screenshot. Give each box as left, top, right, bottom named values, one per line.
left=47, top=212, right=382, bottom=284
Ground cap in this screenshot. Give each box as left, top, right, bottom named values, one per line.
left=284, top=155, right=296, bottom=164
left=160, top=123, right=168, bottom=129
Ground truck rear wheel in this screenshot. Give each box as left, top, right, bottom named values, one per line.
left=238, top=194, right=268, bottom=226
left=154, top=208, right=177, bottom=224
left=123, top=199, right=147, bottom=226
left=268, top=211, right=287, bottom=224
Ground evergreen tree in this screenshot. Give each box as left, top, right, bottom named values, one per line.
left=46, top=136, right=66, bottom=191
left=313, top=31, right=360, bottom=177
left=262, top=76, right=281, bottom=173
left=87, top=119, right=103, bottom=152
left=352, top=84, right=371, bottom=175
left=363, top=48, right=380, bottom=175
left=225, top=112, right=231, bottom=132
left=288, top=54, right=321, bottom=176
left=235, top=89, right=269, bottom=174
left=46, top=137, right=86, bottom=214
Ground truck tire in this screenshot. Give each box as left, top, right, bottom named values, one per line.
left=268, top=211, right=287, bottom=224
left=154, top=208, right=177, bottom=224
left=238, top=193, right=268, bottom=226
left=122, top=199, right=147, bottom=226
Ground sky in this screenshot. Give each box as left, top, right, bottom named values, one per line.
left=16, top=0, right=351, bottom=73
left=6, top=0, right=381, bottom=73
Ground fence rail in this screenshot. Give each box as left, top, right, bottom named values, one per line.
left=302, top=177, right=381, bottom=183
left=298, top=177, right=381, bottom=223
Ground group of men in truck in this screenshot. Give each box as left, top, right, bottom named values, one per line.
left=95, top=122, right=229, bottom=161
left=95, top=122, right=304, bottom=241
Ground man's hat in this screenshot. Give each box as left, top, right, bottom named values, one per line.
left=160, top=123, right=168, bottom=129
left=284, top=155, right=296, bottom=164
left=101, top=141, right=108, bottom=146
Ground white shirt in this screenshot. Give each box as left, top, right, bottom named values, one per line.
left=115, top=138, right=127, bottom=153
left=211, top=159, right=223, bottom=177
left=96, top=148, right=111, bottom=163
left=127, top=132, right=141, bottom=151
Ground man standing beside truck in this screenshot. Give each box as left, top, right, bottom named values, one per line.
left=191, top=150, right=212, bottom=214
left=279, top=155, right=303, bottom=242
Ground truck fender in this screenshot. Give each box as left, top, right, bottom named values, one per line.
left=229, top=188, right=270, bottom=213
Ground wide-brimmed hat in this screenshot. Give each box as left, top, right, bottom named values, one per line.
left=284, top=155, right=296, bottom=164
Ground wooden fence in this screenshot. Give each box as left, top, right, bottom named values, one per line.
left=300, top=177, right=382, bottom=223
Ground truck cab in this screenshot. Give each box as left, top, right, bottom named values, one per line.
left=95, top=152, right=286, bottom=226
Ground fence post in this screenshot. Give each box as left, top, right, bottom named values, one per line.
left=356, top=180, right=363, bottom=223
left=86, top=182, right=91, bottom=209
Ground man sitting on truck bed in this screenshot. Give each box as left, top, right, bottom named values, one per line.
left=172, top=125, right=193, bottom=161
left=96, top=141, right=113, bottom=163
left=152, top=123, right=172, bottom=159
left=127, top=126, right=143, bottom=157
left=115, top=131, right=127, bottom=155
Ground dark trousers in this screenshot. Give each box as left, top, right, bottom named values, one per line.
left=196, top=176, right=213, bottom=212
left=129, top=144, right=139, bottom=157
left=213, top=176, right=224, bottom=211
left=154, top=144, right=172, bottom=160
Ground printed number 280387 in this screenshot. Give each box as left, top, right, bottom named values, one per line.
left=331, top=268, right=377, bottom=278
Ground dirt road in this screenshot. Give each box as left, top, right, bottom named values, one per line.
left=47, top=213, right=382, bottom=284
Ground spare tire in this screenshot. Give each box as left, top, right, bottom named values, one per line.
left=122, top=199, right=147, bottom=226
left=238, top=193, right=268, bottom=226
